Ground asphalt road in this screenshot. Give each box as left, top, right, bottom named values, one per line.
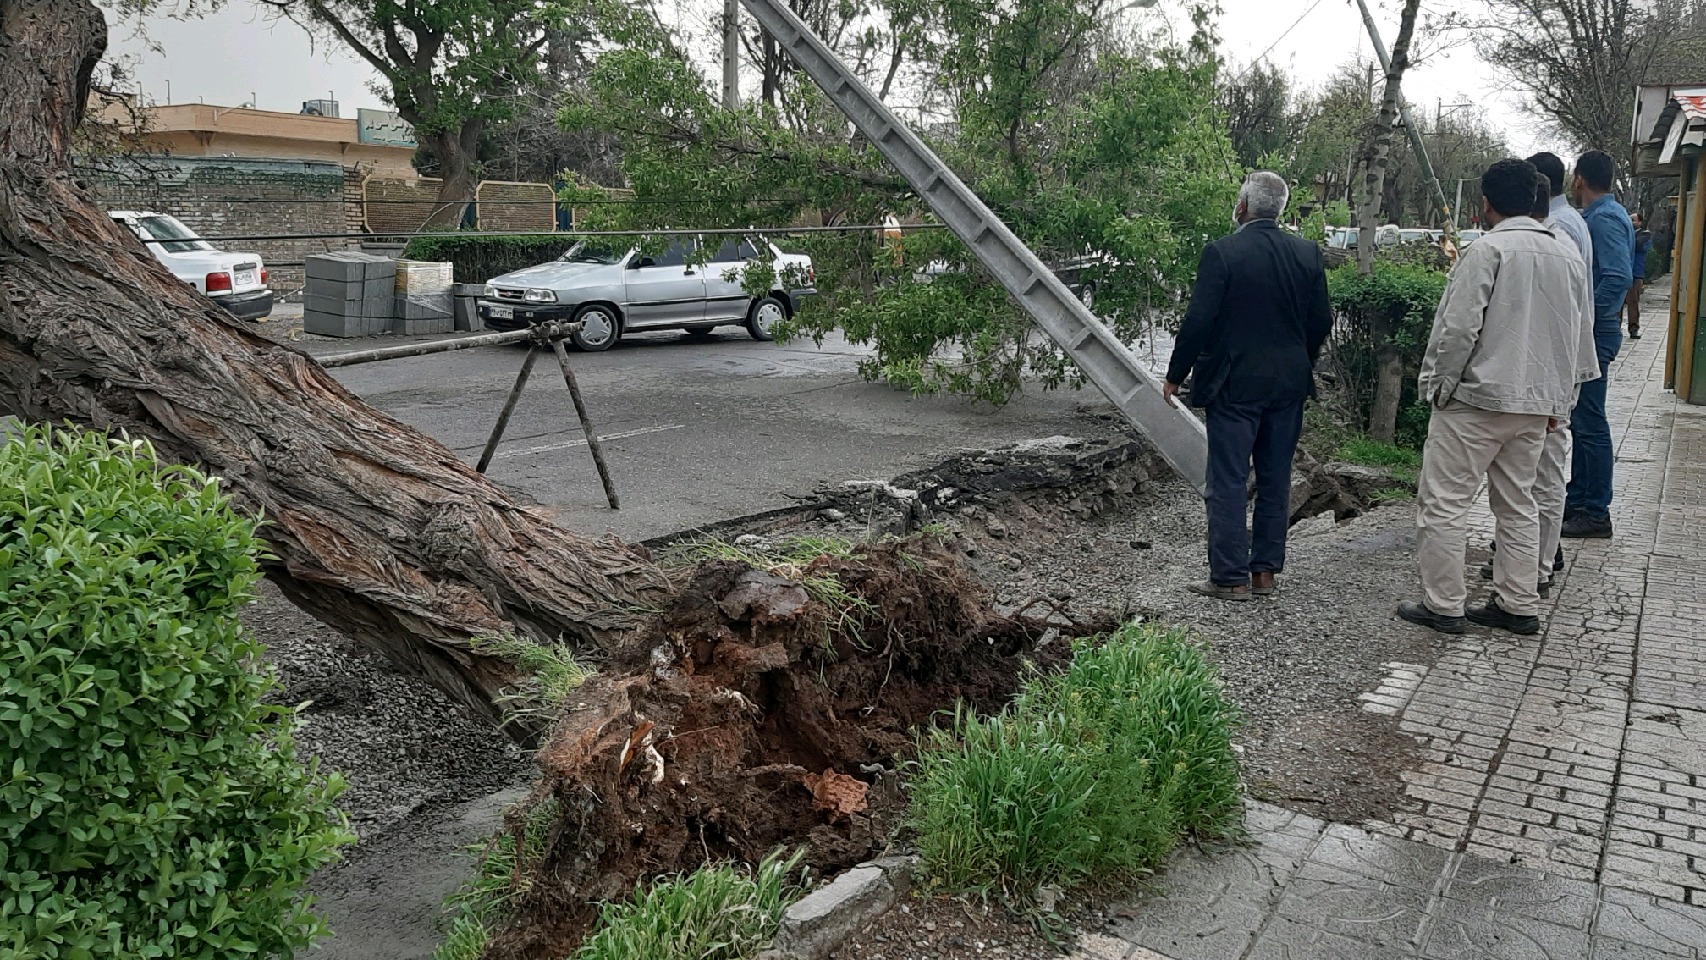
left=293, top=318, right=1128, bottom=542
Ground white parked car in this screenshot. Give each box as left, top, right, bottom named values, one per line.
left=479, top=236, right=815, bottom=351
left=110, top=211, right=273, bottom=320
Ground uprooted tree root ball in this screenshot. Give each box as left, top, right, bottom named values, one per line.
left=482, top=539, right=1113, bottom=959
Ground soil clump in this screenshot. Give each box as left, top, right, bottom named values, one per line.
left=486, top=540, right=1109, bottom=958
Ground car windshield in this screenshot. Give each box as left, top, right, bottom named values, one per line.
left=137, top=215, right=213, bottom=254
left=559, top=241, right=623, bottom=265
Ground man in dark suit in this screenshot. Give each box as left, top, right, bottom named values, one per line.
left=1164, top=171, right=1333, bottom=601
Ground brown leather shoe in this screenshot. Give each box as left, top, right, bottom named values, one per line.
left=1252, top=572, right=1276, bottom=597
left=1187, top=581, right=1253, bottom=601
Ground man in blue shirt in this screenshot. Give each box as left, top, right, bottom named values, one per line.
left=1562, top=150, right=1633, bottom=539
left=1626, top=213, right=1651, bottom=340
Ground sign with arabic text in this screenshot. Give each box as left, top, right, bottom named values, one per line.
left=356, top=108, right=416, bottom=148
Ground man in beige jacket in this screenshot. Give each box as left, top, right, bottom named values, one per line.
left=1398, top=159, right=1589, bottom=636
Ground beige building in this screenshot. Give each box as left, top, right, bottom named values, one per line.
left=105, top=101, right=418, bottom=178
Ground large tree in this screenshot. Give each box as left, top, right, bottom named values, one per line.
left=1218, top=61, right=1304, bottom=171
left=0, top=0, right=670, bottom=724
left=565, top=0, right=1236, bottom=404
left=1354, top=0, right=1424, bottom=443
left=273, top=0, right=598, bottom=224
left=1470, top=0, right=1706, bottom=152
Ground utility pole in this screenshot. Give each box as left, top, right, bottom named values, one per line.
left=722, top=0, right=741, bottom=110
left=1351, top=0, right=1452, bottom=233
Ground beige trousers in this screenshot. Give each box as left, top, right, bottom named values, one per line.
left=1535, top=422, right=1571, bottom=585
left=1417, top=401, right=1550, bottom=617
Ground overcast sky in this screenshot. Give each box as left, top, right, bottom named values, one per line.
left=110, top=0, right=1558, bottom=157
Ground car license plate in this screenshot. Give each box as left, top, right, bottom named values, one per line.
left=234, top=269, right=257, bottom=287
left=488, top=305, right=514, bottom=319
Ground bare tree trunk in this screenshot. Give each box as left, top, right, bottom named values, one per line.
left=425, top=124, right=480, bottom=229
left=0, top=0, right=671, bottom=726
left=1354, top=0, right=1423, bottom=441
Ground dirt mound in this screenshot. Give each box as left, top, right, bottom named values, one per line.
left=484, top=540, right=1105, bottom=959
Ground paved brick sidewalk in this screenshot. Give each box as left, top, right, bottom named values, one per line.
left=1093, top=286, right=1706, bottom=959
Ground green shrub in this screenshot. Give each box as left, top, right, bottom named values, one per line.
left=909, top=622, right=1242, bottom=896
left=0, top=425, right=352, bottom=959
left=400, top=234, right=581, bottom=284
left=1326, top=261, right=1448, bottom=430
left=571, top=851, right=803, bottom=960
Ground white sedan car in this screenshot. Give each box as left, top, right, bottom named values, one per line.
left=110, top=211, right=273, bottom=320
left=480, top=236, right=816, bottom=351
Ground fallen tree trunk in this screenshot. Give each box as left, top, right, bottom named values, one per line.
left=0, top=0, right=671, bottom=724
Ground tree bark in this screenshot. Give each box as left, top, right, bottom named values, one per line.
left=1369, top=318, right=1404, bottom=444
left=1354, top=0, right=1423, bottom=277
left=0, top=0, right=672, bottom=727
left=424, top=122, right=481, bottom=228
left=1354, top=0, right=1423, bottom=441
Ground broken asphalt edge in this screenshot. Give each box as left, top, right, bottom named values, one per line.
left=757, top=855, right=918, bottom=960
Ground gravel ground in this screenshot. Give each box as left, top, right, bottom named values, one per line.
left=830, top=897, right=1072, bottom=960
left=978, top=478, right=1438, bottom=824
left=247, top=580, right=531, bottom=839
left=801, top=469, right=1441, bottom=826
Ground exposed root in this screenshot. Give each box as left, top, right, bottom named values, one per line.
left=482, top=539, right=1075, bottom=959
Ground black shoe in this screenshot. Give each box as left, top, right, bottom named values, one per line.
left=1480, top=540, right=1496, bottom=580
left=1397, top=601, right=1467, bottom=635
left=1468, top=597, right=1540, bottom=635
left=1561, top=515, right=1613, bottom=539
left=1553, top=545, right=1565, bottom=572
left=1538, top=578, right=1552, bottom=599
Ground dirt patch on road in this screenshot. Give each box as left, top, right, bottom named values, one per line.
left=484, top=541, right=1108, bottom=958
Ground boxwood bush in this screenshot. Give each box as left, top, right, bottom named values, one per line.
left=0, top=425, right=352, bottom=959
left=400, top=234, right=581, bottom=284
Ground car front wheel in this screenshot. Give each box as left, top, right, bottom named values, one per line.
left=571, top=304, right=621, bottom=351
left=746, top=295, right=786, bottom=342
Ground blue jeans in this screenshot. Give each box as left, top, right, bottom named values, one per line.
left=1565, top=331, right=1622, bottom=521
left=1205, top=397, right=1306, bottom=585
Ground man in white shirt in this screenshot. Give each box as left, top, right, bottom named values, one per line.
left=1398, top=159, right=1590, bottom=636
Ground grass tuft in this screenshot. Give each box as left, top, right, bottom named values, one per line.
left=909, top=622, right=1243, bottom=897
left=430, top=798, right=560, bottom=960
left=680, top=535, right=878, bottom=645
left=1335, top=436, right=1423, bottom=470
left=471, top=634, right=594, bottom=713
left=571, top=850, right=805, bottom=960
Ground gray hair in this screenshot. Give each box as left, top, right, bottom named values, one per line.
left=1240, top=171, right=1290, bottom=221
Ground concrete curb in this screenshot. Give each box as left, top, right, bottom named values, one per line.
left=757, top=855, right=917, bottom=960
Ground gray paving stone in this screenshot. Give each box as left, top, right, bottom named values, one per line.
left=1245, top=916, right=1417, bottom=960
left=1421, top=904, right=1590, bottom=960
left=1588, top=938, right=1695, bottom=960
left=1306, top=824, right=1454, bottom=891
left=1594, top=888, right=1706, bottom=957
left=1277, top=862, right=1432, bottom=949
left=1443, top=855, right=1597, bottom=929
left=1107, top=845, right=1285, bottom=960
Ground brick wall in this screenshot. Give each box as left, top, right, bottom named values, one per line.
left=475, top=180, right=557, bottom=232
left=83, top=156, right=354, bottom=297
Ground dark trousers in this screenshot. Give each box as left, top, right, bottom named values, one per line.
left=1205, top=397, right=1306, bottom=586
left=1565, top=332, right=1621, bottom=522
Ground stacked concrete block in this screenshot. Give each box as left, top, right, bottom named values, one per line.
left=393, top=260, right=455, bottom=336
left=303, top=253, right=397, bottom=337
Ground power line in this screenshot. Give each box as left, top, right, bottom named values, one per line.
left=1248, top=0, right=1329, bottom=71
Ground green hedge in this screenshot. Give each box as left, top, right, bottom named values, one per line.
left=0, top=425, right=352, bottom=959
left=400, top=234, right=580, bottom=284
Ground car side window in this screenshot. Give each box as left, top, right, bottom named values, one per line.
left=649, top=242, right=690, bottom=268
left=709, top=238, right=761, bottom=262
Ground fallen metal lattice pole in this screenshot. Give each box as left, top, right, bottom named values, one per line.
left=737, top=0, right=1208, bottom=492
